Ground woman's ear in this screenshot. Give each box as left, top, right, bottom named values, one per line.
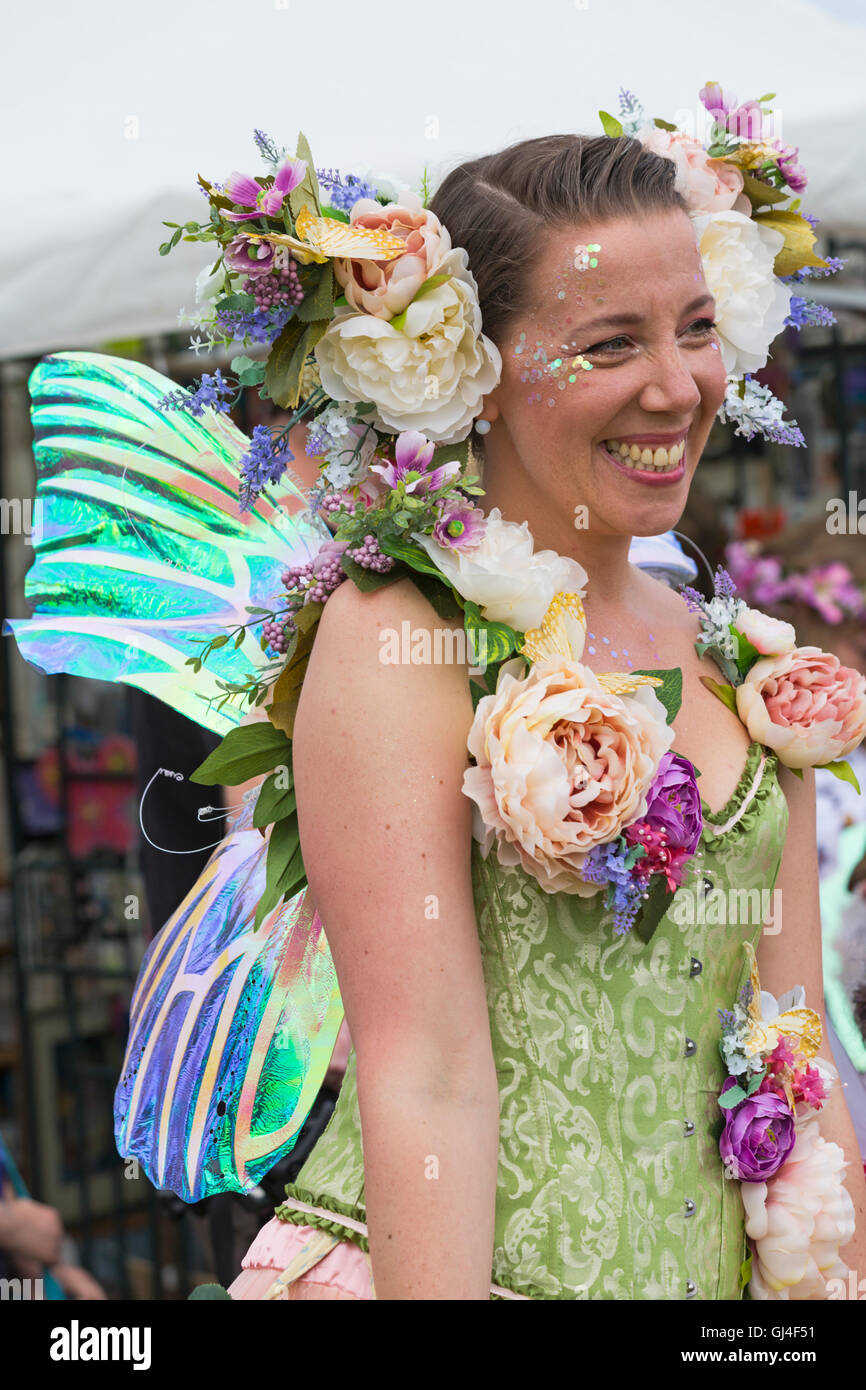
left=476, top=396, right=501, bottom=425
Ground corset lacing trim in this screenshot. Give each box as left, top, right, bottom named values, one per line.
left=699, top=742, right=780, bottom=842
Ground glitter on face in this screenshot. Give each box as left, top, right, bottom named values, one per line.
left=574, top=242, right=601, bottom=271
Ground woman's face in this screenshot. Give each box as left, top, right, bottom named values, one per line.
left=485, top=208, right=728, bottom=540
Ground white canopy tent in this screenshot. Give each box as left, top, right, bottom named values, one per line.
left=2, top=0, right=866, bottom=358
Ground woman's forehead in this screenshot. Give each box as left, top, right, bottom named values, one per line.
left=525, top=213, right=706, bottom=333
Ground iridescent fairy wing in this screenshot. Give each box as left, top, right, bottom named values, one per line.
left=5, top=351, right=328, bottom=736
left=114, top=796, right=343, bottom=1201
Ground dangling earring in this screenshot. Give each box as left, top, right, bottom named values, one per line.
left=474, top=417, right=491, bottom=435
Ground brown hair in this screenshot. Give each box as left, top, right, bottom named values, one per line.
left=429, top=134, right=687, bottom=348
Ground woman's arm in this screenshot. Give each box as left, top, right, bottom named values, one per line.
left=756, top=762, right=866, bottom=1276
left=292, top=575, right=500, bottom=1299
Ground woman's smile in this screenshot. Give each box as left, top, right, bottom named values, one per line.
left=597, top=425, right=690, bottom=485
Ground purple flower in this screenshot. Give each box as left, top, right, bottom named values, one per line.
left=773, top=143, right=808, bottom=193
left=369, top=430, right=460, bottom=495
left=431, top=501, right=486, bottom=552
left=238, top=425, right=294, bottom=510
left=223, top=158, right=307, bottom=222
left=224, top=234, right=277, bottom=279
left=699, top=82, right=739, bottom=118
left=719, top=1078, right=796, bottom=1182
left=642, top=752, right=702, bottom=855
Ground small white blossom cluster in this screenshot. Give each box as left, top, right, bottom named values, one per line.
left=719, top=1004, right=763, bottom=1077
left=717, top=377, right=805, bottom=448
left=700, top=594, right=747, bottom=660
left=308, top=404, right=377, bottom=490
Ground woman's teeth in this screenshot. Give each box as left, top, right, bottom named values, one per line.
left=603, top=439, right=685, bottom=472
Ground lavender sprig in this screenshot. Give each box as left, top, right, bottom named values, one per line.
left=784, top=295, right=836, bottom=330
left=158, top=369, right=235, bottom=417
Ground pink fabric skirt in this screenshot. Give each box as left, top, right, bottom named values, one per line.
left=228, top=1216, right=375, bottom=1300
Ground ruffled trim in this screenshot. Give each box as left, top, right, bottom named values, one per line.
left=699, top=741, right=781, bottom=841
left=275, top=1183, right=370, bottom=1254
left=273, top=1182, right=533, bottom=1299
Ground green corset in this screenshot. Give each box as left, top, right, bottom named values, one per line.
left=274, top=741, right=789, bottom=1300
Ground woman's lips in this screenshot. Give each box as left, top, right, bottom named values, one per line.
left=597, top=439, right=687, bottom=486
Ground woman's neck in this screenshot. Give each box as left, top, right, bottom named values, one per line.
left=479, top=458, right=644, bottom=609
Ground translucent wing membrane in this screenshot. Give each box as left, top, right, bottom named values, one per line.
left=5, top=352, right=329, bottom=735
left=114, top=799, right=344, bottom=1201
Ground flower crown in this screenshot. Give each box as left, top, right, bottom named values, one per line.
left=161, top=81, right=840, bottom=518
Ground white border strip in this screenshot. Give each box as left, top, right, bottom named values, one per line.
left=704, top=753, right=767, bottom=838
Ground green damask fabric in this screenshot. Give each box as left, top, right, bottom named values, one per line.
left=274, top=740, right=789, bottom=1300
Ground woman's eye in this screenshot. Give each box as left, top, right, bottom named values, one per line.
left=684, top=317, right=717, bottom=337
left=584, top=335, right=634, bottom=356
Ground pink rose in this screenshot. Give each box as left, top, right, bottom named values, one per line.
left=638, top=126, right=750, bottom=215
left=734, top=606, right=796, bottom=656
left=334, top=190, right=451, bottom=320
left=735, top=645, right=866, bottom=769
left=463, top=657, right=675, bottom=895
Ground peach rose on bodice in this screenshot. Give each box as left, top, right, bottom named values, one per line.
left=463, top=657, right=675, bottom=895
left=334, top=190, right=451, bottom=319
left=638, top=125, right=751, bottom=215
left=735, top=646, right=866, bottom=768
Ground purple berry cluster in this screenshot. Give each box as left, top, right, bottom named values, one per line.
left=262, top=618, right=292, bottom=654
left=346, top=534, right=395, bottom=573
left=281, top=551, right=347, bottom=605
left=243, top=263, right=304, bottom=312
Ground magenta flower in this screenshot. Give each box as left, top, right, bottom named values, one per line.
left=369, top=430, right=460, bottom=495
left=639, top=752, right=703, bottom=854
left=699, top=82, right=739, bottom=118
left=719, top=1078, right=796, bottom=1182
left=431, top=500, right=486, bottom=552
left=224, top=234, right=277, bottom=279
left=773, top=143, right=808, bottom=193
left=223, top=158, right=307, bottom=223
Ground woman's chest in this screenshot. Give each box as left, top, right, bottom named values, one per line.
left=581, top=618, right=754, bottom=818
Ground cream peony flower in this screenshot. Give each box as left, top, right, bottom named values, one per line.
left=334, top=190, right=452, bottom=319
left=314, top=247, right=502, bottom=444
left=734, top=606, right=797, bottom=657
left=691, top=210, right=791, bottom=376
left=735, top=645, right=866, bottom=769
left=463, top=658, right=675, bottom=895
left=413, top=507, right=587, bottom=631
left=638, top=126, right=751, bottom=216
left=742, top=1110, right=856, bottom=1299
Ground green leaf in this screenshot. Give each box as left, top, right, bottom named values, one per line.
left=653, top=117, right=678, bottom=132
left=378, top=532, right=453, bottom=580
left=296, top=262, right=335, bottom=324
left=188, top=1283, right=233, bottom=1300
left=598, top=110, right=624, bottom=137
left=699, top=675, right=737, bottom=713
left=230, top=354, right=266, bottom=387
left=252, top=769, right=297, bottom=829
left=462, top=600, right=521, bottom=666
left=632, top=667, right=682, bottom=725
left=405, top=568, right=464, bottom=620
left=738, top=1253, right=753, bottom=1290
left=819, top=759, right=861, bottom=794
left=788, top=766, right=805, bottom=780
left=216, top=292, right=256, bottom=314
left=265, top=317, right=329, bottom=409
left=757, top=92, right=776, bottom=103
left=288, top=131, right=322, bottom=220
left=718, top=1085, right=747, bottom=1109
left=746, top=1068, right=767, bottom=1095
left=254, top=816, right=306, bottom=929
left=634, top=875, right=676, bottom=944
left=189, top=721, right=292, bottom=786
left=729, top=621, right=761, bottom=676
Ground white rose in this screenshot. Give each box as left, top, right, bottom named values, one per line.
left=195, top=260, right=227, bottom=305
left=735, top=606, right=797, bottom=657
left=692, top=210, right=791, bottom=376
left=314, top=247, right=502, bottom=444
left=413, top=507, right=588, bottom=631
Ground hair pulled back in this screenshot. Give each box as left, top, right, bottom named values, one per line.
left=428, top=134, right=687, bottom=347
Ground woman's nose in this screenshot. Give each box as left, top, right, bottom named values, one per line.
left=637, top=347, right=703, bottom=416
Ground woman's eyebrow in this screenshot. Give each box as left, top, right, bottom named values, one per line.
left=570, top=294, right=715, bottom=337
